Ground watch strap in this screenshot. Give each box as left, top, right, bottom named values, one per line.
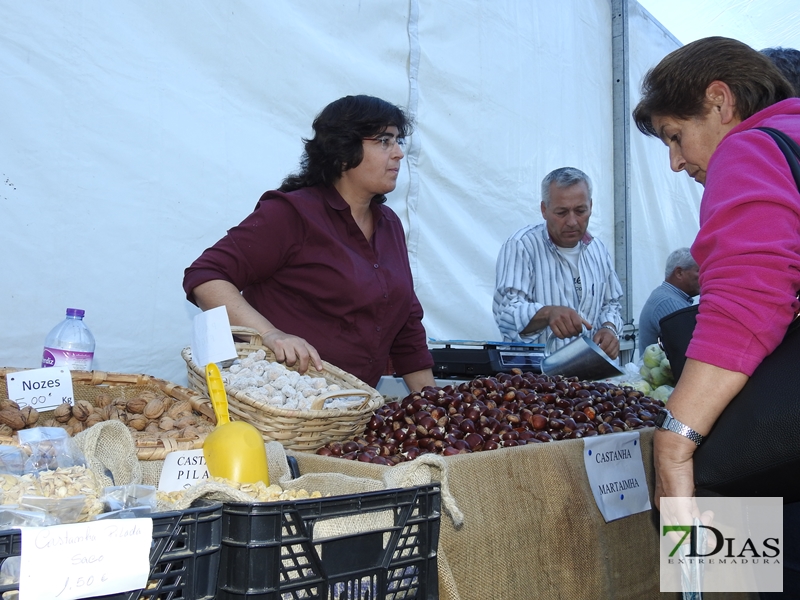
left=656, top=409, right=704, bottom=446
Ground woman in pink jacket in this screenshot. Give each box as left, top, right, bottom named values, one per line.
left=633, top=37, right=799, bottom=596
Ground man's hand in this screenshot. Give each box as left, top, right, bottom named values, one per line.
left=545, top=306, right=591, bottom=339
left=593, top=327, right=620, bottom=359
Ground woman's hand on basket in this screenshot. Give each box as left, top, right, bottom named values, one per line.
left=261, top=329, right=323, bottom=375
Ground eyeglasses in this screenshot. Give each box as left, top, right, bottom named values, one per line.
left=363, top=135, right=407, bottom=151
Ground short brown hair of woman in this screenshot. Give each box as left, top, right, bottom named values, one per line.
left=633, top=36, right=794, bottom=137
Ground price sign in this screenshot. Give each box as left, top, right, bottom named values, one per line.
left=583, top=431, right=651, bottom=522
left=19, top=519, right=153, bottom=600
left=191, top=305, right=238, bottom=368
left=158, top=449, right=210, bottom=492
left=5, top=368, right=75, bottom=411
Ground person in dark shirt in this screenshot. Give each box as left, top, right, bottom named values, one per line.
left=183, top=95, right=435, bottom=390
left=637, top=247, right=699, bottom=356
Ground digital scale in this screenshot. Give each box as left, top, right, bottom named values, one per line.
left=428, top=339, right=546, bottom=379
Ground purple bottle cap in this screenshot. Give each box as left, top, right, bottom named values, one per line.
left=66, top=308, right=86, bottom=318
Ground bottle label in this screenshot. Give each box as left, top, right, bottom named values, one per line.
left=42, top=348, right=94, bottom=371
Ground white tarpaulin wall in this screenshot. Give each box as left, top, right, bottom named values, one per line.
left=1, top=0, right=702, bottom=384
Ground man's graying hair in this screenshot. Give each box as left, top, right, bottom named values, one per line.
left=761, top=46, right=800, bottom=96
left=541, top=167, right=593, bottom=207
left=665, top=247, right=697, bottom=279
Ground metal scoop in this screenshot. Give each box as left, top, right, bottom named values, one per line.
left=540, top=329, right=624, bottom=380
left=203, top=362, right=270, bottom=485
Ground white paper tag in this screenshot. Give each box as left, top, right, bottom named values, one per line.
left=19, top=518, right=153, bottom=600
left=5, top=367, right=75, bottom=411
left=583, top=431, right=651, bottom=522
left=191, top=306, right=238, bottom=368
left=158, top=449, right=210, bottom=492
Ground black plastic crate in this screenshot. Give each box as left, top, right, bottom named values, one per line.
left=216, top=484, right=441, bottom=600
left=0, top=501, right=223, bottom=600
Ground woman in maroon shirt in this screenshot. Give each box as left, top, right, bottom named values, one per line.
left=183, top=95, right=435, bottom=390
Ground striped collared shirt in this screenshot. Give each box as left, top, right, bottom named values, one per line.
left=493, top=222, right=624, bottom=349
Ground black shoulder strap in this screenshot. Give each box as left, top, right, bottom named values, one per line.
left=755, top=126, right=800, bottom=192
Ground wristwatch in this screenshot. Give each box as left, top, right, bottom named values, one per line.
left=654, top=408, right=704, bottom=446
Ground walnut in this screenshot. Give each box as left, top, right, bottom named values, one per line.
left=95, top=392, right=113, bottom=408
left=180, top=426, right=201, bottom=440
left=126, top=397, right=147, bottom=414
left=53, top=403, right=73, bottom=423
left=196, top=421, right=214, bottom=433
left=113, top=396, right=128, bottom=410
left=144, top=421, right=160, bottom=434
left=20, top=406, right=39, bottom=427
left=38, top=417, right=58, bottom=428
left=158, top=416, right=175, bottom=431
left=143, top=397, right=167, bottom=420
left=0, top=408, right=26, bottom=430
left=167, top=400, right=193, bottom=419
left=0, top=399, right=20, bottom=411
left=109, top=407, right=128, bottom=424
left=139, top=390, right=159, bottom=401
left=174, top=414, right=198, bottom=429
left=85, top=413, right=104, bottom=428
left=127, top=415, right=147, bottom=431
left=67, top=416, right=85, bottom=434
left=72, top=400, right=94, bottom=422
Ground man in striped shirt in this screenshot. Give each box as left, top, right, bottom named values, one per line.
left=493, top=167, right=624, bottom=358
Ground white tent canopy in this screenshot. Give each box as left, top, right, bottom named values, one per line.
left=1, top=0, right=702, bottom=384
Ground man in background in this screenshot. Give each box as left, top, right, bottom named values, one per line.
left=493, top=167, right=623, bottom=358
left=761, top=46, right=800, bottom=95
left=637, top=247, right=700, bottom=356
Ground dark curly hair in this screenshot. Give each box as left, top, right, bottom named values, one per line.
left=633, top=37, right=794, bottom=137
left=279, top=95, right=412, bottom=204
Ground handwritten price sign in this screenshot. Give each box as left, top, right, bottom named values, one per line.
left=19, top=519, right=153, bottom=600
left=5, top=367, right=75, bottom=412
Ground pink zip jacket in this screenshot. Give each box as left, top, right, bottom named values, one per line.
left=688, top=98, right=800, bottom=375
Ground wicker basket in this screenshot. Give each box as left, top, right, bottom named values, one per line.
left=181, top=327, right=385, bottom=451
left=0, top=367, right=216, bottom=460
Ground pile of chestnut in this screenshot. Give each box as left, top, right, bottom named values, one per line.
left=316, top=370, right=666, bottom=465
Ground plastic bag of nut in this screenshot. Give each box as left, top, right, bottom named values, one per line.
left=95, top=484, right=157, bottom=519
left=17, top=427, right=86, bottom=473
left=0, top=446, right=26, bottom=477
left=0, top=428, right=105, bottom=525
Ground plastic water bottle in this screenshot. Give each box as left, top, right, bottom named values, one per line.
left=41, top=308, right=96, bottom=371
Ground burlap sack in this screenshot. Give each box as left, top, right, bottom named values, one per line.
left=140, top=461, right=163, bottom=488
left=296, top=431, right=763, bottom=600
left=295, top=429, right=658, bottom=600
left=72, top=420, right=142, bottom=488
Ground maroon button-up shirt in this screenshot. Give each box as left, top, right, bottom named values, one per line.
left=183, top=185, right=433, bottom=386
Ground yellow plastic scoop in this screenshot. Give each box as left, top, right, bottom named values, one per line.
left=203, top=362, right=270, bottom=485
